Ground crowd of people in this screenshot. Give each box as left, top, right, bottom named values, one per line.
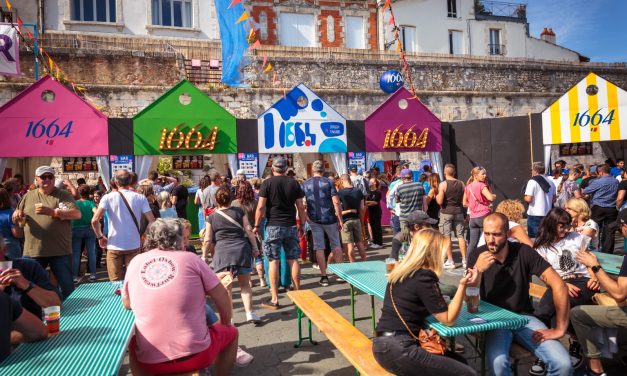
left=1, top=156, right=626, bottom=376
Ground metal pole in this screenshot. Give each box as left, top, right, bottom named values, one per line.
left=22, top=23, right=39, bottom=80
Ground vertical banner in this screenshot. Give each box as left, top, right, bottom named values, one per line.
left=238, top=152, right=259, bottom=180
left=0, top=23, right=20, bottom=76
left=215, top=0, right=250, bottom=87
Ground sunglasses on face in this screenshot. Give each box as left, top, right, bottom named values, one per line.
left=39, top=174, right=55, bottom=180
left=557, top=222, right=573, bottom=230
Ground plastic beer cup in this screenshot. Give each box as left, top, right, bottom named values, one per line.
left=44, top=306, right=61, bottom=336
left=466, top=287, right=480, bottom=313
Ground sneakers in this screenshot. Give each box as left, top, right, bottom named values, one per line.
left=529, top=358, right=546, bottom=376
left=443, top=260, right=456, bottom=269
left=319, top=276, right=330, bottom=287
left=336, top=276, right=345, bottom=283
left=235, top=347, right=254, bottom=367
left=370, top=243, right=383, bottom=249
left=462, top=260, right=467, bottom=270
left=246, top=311, right=262, bottom=325
left=569, top=339, right=584, bottom=369
left=312, top=264, right=320, bottom=270
left=88, top=274, right=96, bottom=282
left=73, top=277, right=81, bottom=284
left=261, top=299, right=280, bottom=310
left=259, top=278, right=267, bottom=287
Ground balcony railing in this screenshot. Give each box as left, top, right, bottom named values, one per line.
left=475, top=0, right=527, bottom=22
left=489, top=44, right=506, bottom=55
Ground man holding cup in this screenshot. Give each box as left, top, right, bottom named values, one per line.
left=12, top=166, right=81, bottom=300
left=467, top=213, right=572, bottom=376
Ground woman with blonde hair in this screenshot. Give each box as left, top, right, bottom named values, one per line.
left=565, top=197, right=598, bottom=251
left=463, top=167, right=496, bottom=256
left=373, top=229, right=477, bottom=376
left=477, top=199, right=533, bottom=247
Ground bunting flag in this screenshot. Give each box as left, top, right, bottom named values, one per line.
left=236, top=11, right=249, bottom=24
left=384, top=2, right=419, bottom=99
left=48, top=57, right=54, bottom=71
left=248, top=40, right=261, bottom=50
left=247, top=26, right=255, bottom=43
left=389, top=14, right=395, bottom=26
left=382, top=0, right=391, bottom=11
left=17, top=16, right=23, bottom=31
left=396, top=40, right=401, bottom=52
left=228, top=0, right=241, bottom=9
left=5, top=0, right=11, bottom=11
left=27, top=31, right=34, bottom=40
left=263, top=63, right=273, bottom=73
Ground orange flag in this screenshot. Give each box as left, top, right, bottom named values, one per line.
left=248, top=27, right=255, bottom=43
left=264, top=63, right=273, bottom=73
left=17, top=16, right=23, bottom=30
left=5, top=0, right=11, bottom=11
left=383, top=0, right=391, bottom=11
left=236, top=11, right=249, bottom=24
left=248, top=40, right=261, bottom=50
left=396, top=40, right=401, bottom=52
left=228, top=0, right=241, bottom=9
left=48, top=57, right=54, bottom=71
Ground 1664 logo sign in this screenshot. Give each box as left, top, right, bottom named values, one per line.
left=383, top=126, right=428, bottom=149
left=159, top=123, right=219, bottom=151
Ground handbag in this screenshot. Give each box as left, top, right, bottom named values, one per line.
left=592, top=292, right=627, bottom=307
left=117, top=191, right=145, bottom=236
left=389, top=284, right=446, bottom=355
left=214, top=209, right=258, bottom=251
left=468, top=184, right=493, bottom=211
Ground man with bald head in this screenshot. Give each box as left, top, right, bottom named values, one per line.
left=92, top=170, right=155, bottom=281
left=467, top=213, right=572, bottom=376
left=436, top=163, right=467, bottom=269
left=338, top=174, right=366, bottom=262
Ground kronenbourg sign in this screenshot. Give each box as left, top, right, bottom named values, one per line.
left=0, top=23, right=20, bottom=76
left=258, top=84, right=347, bottom=153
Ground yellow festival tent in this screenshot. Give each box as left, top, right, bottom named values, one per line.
left=542, top=72, right=627, bottom=145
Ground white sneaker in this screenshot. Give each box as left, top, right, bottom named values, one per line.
left=236, top=347, right=254, bottom=367
left=443, top=260, right=456, bottom=269
left=312, top=264, right=320, bottom=270
left=462, top=260, right=467, bottom=269
left=246, top=311, right=262, bottom=325
left=370, top=244, right=382, bottom=249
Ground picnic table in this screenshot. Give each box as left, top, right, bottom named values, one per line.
left=592, top=251, right=624, bottom=275
left=0, top=282, right=135, bottom=376
left=328, top=260, right=529, bottom=376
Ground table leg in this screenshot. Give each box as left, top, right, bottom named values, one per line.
left=350, top=284, right=356, bottom=326
left=480, top=332, right=486, bottom=376
left=370, top=295, right=376, bottom=335
left=294, top=308, right=317, bottom=348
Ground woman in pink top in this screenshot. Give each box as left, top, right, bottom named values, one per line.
left=122, top=218, right=238, bottom=375
left=463, top=167, right=496, bottom=257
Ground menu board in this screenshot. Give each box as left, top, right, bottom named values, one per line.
left=348, top=152, right=366, bottom=172
left=63, top=157, right=99, bottom=172
left=266, top=154, right=294, bottom=168
left=559, top=143, right=593, bottom=157
left=172, top=155, right=204, bottom=170
left=238, top=153, right=259, bottom=179
left=110, top=155, right=134, bottom=176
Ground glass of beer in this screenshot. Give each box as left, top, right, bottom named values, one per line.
left=17, top=215, right=27, bottom=227
left=44, top=306, right=61, bottom=336
left=466, top=287, right=480, bottom=313
left=385, top=258, right=396, bottom=275
left=0, top=260, right=12, bottom=288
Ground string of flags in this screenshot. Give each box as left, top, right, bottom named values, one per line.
left=235, top=6, right=277, bottom=86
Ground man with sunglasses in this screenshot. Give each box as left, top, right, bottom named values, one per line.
left=12, top=166, right=81, bottom=300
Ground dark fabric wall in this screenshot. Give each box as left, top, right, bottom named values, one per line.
left=108, top=118, right=134, bottom=155
left=347, top=120, right=365, bottom=152
left=236, top=119, right=259, bottom=152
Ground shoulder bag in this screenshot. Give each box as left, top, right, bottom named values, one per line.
left=468, top=183, right=493, bottom=212
left=117, top=191, right=144, bottom=236
left=389, top=284, right=446, bottom=355
left=214, top=209, right=258, bottom=250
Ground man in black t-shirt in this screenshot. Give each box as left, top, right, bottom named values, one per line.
left=570, top=209, right=627, bottom=376
left=170, top=177, right=189, bottom=219
left=337, top=174, right=366, bottom=262
left=254, top=157, right=306, bottom=310
left=467, top=213, right=572, bottom=376
left=0, top=291, right=47, bottom=362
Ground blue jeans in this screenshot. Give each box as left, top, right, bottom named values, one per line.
left=205, top=304, right=219, bottom=326
left=391, top=215, right=401, bottom=235
left=263, top=225, right=300, bottom=260
left=527, top=215, right=544, bottom=239
left=30, top=255, right=75, bottom=300
left=72, top=227, right=97, bottom=277
left=485, top=315, right=572, bottom=376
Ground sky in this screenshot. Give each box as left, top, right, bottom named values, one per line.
left=524, top=0, right=627, bottom=62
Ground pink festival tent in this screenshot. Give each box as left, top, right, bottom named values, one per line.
left=0, top=75, right=109, bottom=180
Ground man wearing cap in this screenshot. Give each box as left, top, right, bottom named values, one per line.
left=395, top=168, right=425, bottom=232
left=583, top=164, right=619, bottom=253
left=570, top=209, right=627, bottom=376
left=12, top=166, right=81, bottom=299
left=302, top=160, right=344, bottom=286
left=390, top=211, right=437, bottom=261
left=254, top=157, right=306, bottom=309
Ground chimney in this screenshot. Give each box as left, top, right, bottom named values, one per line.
left=541, top=27, right=556, bottom=44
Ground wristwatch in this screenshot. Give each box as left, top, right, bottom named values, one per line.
left=19, top=281, right=35, bottom=294
left=591, top=265, right=603, bottom=273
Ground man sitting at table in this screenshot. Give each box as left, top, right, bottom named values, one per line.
left=0, top=291, right=48, bottom=362
left=467, top=213, right=572, bottom=376
left=122, top=219, right=237, bottom=376
left=0, top=235, right=61, bottom=336
left=569, top=209, right=627, bottom=376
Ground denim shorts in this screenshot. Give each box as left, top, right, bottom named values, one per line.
left=217, top=265, right=253, bottom=276
left=263, top=225, right=301, bottom=261
left=309, top=221, right=341, bottom=250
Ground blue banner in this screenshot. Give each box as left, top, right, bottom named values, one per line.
left=215, top=0, right=250, bottom=87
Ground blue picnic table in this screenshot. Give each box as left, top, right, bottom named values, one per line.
left=592, top=251, right=624, bottom=276
left=0, top=282, right=135, bottom=376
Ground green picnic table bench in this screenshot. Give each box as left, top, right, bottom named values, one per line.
left=0, top=282, right=135, bottom=376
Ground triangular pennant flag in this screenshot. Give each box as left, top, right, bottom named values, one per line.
left=48, top=57, right=54, bottom=71
left=263, top=63, right=273, bottom=73
left=383, top=0, right=391, bottom=11
left=400, top=51, right=405, bottom=60
left=228, top=0, right=241, bottom=9
left=396, top=40, right=401, bottom=52
left=248, top=40, right=261, bottom=50
left=248, top=26, right=256, bottom=43
left=272, top=72, right=278, bottom=86
left=236, top=11, right=249, bottom=24
left=27, top=31, right=34, bottom=40
left=17, top=16, right=23, bottom=30
left=5, top=0, right=11, bottom=11
left=54, top=65, right=60, bottom=81
left=389, top=14, right=395, bottom=26
left=75, top=85, right=87, bottom=92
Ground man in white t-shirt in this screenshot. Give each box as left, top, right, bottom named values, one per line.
left=524, top=162, right=556, bottom=238
left=92, top=170, right=155, bottom=281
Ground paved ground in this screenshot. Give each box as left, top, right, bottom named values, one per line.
left=101, top=232, right=627, bottom=375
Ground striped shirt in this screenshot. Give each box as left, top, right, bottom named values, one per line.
left=395, top=182, right=425, bottom=221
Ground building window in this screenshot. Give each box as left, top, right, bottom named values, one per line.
left=327, top=15, right=335, bottom=43
left=259, top=11, right=268, bottom=41
left=279, top=13, right=315, bottom=47
left=152, top=0, right=192, bottom=28
left=72, top=0, right=116, bottom=22
left=345, top=16, right=365, bottom=49
left=399, top=25, right=416, bottom=53
left=489, top=28, right=503, bottom=55
left=447, top=0, right=458, bottom=18
left=449, top=30, right=462, bottom=54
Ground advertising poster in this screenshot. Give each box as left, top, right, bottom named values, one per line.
left=238, top=153, right=259, bottom=179
left=172, top=155, right=204, bottom=170
left=110, top=155, right=134, bottom=176
left=348, top=152, right=366, bottom=172
left=63, top=157, right=99, bottom=173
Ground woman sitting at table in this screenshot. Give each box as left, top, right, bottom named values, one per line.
left=122, top=218, right=238, bottom=376
left=372, top=228, right=478, bottom=376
